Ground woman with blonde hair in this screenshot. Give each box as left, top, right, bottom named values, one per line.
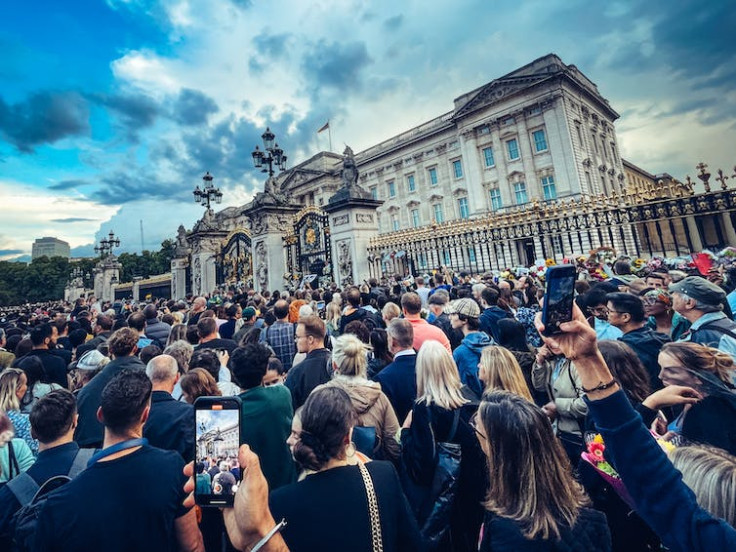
left=642, top=341, right=736, bottom=455
left=166, top=323, right=188, bottom=347
left=325, top=302, right=342, bottom=337
left=401, top=340, right=486, bottom=552
left=478, top=346, right=534, bottom=402
left=0, top=410, right=34, bottom=483
left=323, top=333, right=400, bottom=462
left=0, top=368, right=37, bottom=455
left=475, top=390, right=610, bottom=549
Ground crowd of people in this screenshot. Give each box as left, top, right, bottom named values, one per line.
left=1, top=250, right=736, bottom=551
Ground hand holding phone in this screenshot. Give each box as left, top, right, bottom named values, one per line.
left=541, top=265, right=576, bottom=337
left=194, top=396, right=242, bottom=507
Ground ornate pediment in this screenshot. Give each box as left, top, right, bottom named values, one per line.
left=454, top=74, right=554, bottom=119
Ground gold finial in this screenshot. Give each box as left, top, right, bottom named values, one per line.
left=697, top=162, right=711, bottom=192
left=716, top=169, right=729, bottom=191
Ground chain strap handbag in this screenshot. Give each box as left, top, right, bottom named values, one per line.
left=358, top=462, right=384, bottom=552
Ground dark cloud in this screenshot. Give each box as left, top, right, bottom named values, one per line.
left=48, top=179, right=88, bottom=191
left=383, top=15, right=404, bottom=31
left=171, top=88, right=219, bottom=126
left=0, top=91, right=89, bottom=153
left=92, top=92, right=161, bottom=136
left=50, top=217, right=97, bottom=223
left=253, top=31, right=291, bottom=59
left=301, top=40, right=372, bottom=92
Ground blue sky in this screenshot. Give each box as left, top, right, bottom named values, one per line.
left=1, top=0, right=734, bottom=261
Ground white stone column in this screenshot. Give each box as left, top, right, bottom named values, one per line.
left=171, top=258, right=189, bottom=300
left=459, top=131, right=486, bottom=216
left=515, top=115, right=540, bottom=200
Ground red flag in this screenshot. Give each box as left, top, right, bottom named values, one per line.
left=692, top=253, right=713, bottom=276
left=317, top=121, right=329, bottom=133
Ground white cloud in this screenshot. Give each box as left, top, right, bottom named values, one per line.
left=0, top=179, right=119, bottom=260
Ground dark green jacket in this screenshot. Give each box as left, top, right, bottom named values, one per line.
left=238, top=385, right=296, bottom=490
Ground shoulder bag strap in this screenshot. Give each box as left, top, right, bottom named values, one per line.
left=6, top=472, right=39, bottom=506
left=69, top=448, right=97, bottom=478
left=446, top=409, right=461, bottom=443
left=86, top=438, right=148, bottom=467
left=695, top=320, right=736, bottom=341
left=8, top=440, right=20, bottom=480
left=357, top=462, right=384, bottom=552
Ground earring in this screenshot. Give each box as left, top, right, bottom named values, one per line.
left=346, top=442, right=356, bottom=458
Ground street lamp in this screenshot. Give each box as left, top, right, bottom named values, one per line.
left=193, top=171, right=223, bottom=210
left=94, top=230, right=120, bottom=258
left=251, top=127, right=288, bottom=177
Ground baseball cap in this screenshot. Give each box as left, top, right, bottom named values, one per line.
left=76, top=350, right=109, bottom=371
left=447, top=298, right=481, bottom=318
left=242, top=307, right=256, bottom=319
left=669, top=276, right=726, bottom=306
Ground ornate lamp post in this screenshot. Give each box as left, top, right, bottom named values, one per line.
left=251, top=127, right=288, bottom=177
left=193, top=171, right=223, bottom=210
left=94, top=230, right=120, bottom=258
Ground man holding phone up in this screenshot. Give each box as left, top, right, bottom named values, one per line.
left=34, top=369, right=204, bottom=552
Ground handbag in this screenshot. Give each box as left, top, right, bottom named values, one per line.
left=358, top=462, right=384, bottom=552
left=401, top=408, right=462, bottom=551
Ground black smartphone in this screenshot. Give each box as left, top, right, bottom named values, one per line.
left=194, top=396, right=242, bottom=507
left=541, top=265, right=576, bottom=336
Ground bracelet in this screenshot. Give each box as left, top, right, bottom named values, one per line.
left=249, top=519, right=287, bottom=552
left=581, top=378, right=617, bottom=394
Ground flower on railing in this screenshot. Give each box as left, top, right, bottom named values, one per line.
left=545, top=258, right=556, bottom=267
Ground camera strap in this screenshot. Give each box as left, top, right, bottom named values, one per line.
left=87, top=438, right=148, bottom=467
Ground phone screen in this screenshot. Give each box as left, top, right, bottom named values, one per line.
left=194, top=397, right=242, bottom=507
left=316, top=301, right=326, bottom=311
left=542, top=265, right=576, bottom=336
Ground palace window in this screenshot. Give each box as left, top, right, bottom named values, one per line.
left=610, top=142, right=618, bottom=162
left=411, top=208, right=420, bottom=228
left=443, top=250, right=451, bottom=266
left=407, top=174, right=416, bottom=192
left=428, top=167, right=438, bottom=186
left=585, top=171, right=593, bottom=191
left=591, top=132, right=599, bottom=153
left=370, top=186, right=378, bottom=200
left=514, top=182, right=528, bottom=204
left=489, top=188, right=502, bottom=211
left=458, top=197, right=469, bottom=219
left=541, top=176, right=556, bottom=200
left=433, top=203, right=444, bottom=224
left=533, top=129, right=548, bottom=152
left=452, top=159, right=463, bottom=179
left=506, top=138, right=520, bottom=160
left=391, top=215, right=400, bottom=231
left=482, top=147, right=495, bottom=167
left=388, top=180, right=396, bottom=198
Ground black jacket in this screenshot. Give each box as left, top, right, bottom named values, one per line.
left=75, top=332, right=112, bottom=359
left=431, top=313, right=463, bottom=350
left=75, top=355, right=145, bottom=447
left=285, top=348, right=331, bottom=410
left=143, top=391, right=195, bottom=462
left=480, top=508, right=611, bottom=551
left=24, top=350, right=68, bottom=388
left=619, top=327, right=670, bottom=391
left=374, top=353, right=417, bottom=424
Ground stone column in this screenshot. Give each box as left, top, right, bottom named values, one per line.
left=685, top=216, right=704, bottom=251
left=244, top=203, right=301, bottom=293
left=721, top=212, right=736, bottom=246
left=325, top=197, right=383, bottom=286
left=459, top=130, right=485, bottom=216
left=170, top=257, right=190, bottom=300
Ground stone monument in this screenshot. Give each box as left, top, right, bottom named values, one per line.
left=170, top=224, right=191, bottom=300
left=324, top=146, right=383, bottom=287
left=243, top=177, right=301, bottom=292
left=188, top=210, right=228, bottom=296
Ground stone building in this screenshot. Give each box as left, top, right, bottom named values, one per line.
left=31, top=237, right=70, bottom=260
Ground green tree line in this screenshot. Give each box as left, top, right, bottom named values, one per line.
left=0, top=239, right=175, bottom=306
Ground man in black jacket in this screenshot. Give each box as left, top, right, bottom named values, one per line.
left=75, top=328, right=145, bottom=447
left=25, top=323, right=68, bottom=388
left=285, top=315, right=331, bottom=410
left=75, top=314, right=113, bottom=359
left=429, top=292, right=462, bottom=351
left=607, top=292, right=670, bottom=391
left=143, top=354, right=194, bottom=462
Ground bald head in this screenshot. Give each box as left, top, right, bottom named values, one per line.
left=146, top=354, right=179, bottom=391
left=192, top=297, right=206, bottom=312
left=274, top=300, right=289, bottom=320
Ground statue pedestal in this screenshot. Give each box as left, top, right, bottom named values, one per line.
left=94, top=259, right=120, bottom=303
left=244, top=200, right=301, bottom=292
left=324, top=196, right=382, bottom=287
left=170, top=257, right=189, bottom=300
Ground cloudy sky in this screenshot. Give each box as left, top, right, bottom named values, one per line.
left=1, top=0, right=734, bottom=261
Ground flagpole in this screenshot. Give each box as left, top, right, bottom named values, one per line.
left=328, top=123, right=333, bottom=152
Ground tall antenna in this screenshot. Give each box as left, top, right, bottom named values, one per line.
left=140, top=220, right=145, bottom=253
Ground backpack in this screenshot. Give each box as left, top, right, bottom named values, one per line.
left=8, top=447, right=95, bottom=552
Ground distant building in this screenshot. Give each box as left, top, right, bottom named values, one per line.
left=31, top=237, right=70, bottom=260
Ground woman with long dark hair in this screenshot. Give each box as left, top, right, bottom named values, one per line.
left=475, top=390, right=611, bottom=550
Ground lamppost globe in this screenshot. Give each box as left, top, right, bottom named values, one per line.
left=251, top=128, right=289, bottom=178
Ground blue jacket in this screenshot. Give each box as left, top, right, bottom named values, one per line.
left=479, top=307, right=512, bottom=342
left=587, top=390, right=736, bottom=552
left=374, top=353, right=417, bottom=424
left=453, top=332, right=491, bottom=399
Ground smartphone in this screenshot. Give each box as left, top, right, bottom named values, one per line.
left=194, top=396, right=242, bottom=507
left=541, top=265, right=576, bottom=336
left=316, top=301, right=326, bottom=311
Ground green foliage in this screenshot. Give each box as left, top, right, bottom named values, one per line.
left=0, top=239, right=176, bottom=306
